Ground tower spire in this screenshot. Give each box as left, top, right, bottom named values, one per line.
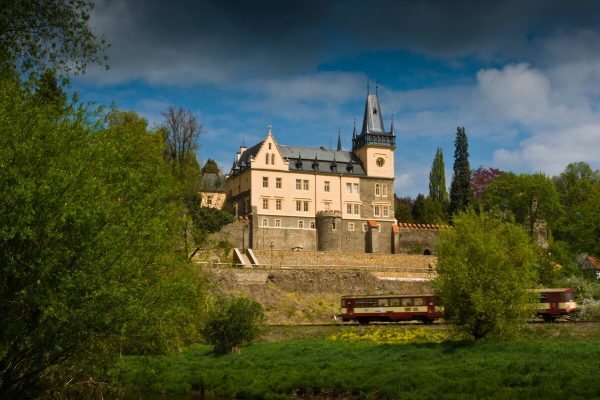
left=390, top=114, right=395, bottom=136
left=337, top=128, right=342, bottom=151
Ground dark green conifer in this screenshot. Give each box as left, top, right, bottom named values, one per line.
left=429, top=147, right=448, bottom=203
left=449, top=127, right=474, bottom=216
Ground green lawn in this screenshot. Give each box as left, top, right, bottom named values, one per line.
left=112, top=330, right=600, bottom=399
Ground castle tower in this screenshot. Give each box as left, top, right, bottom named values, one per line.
left=316, top=211, right=342, bottom=252
left=351, top=85, right=395, bottom=178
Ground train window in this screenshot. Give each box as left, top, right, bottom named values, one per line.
left=539, top=294, right=548, bottom=303
left=563, top=292, right=573, bottom=301
left=389, top=298, right=400, bottom=307
left=356, top=299, right=378, bottom=307
left=402, top=298, right=414, bottom=307
left=414, top=298, right=424, bottom=306
left=378, top=299, right=388, bottom=307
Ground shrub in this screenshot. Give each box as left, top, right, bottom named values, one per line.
left=202, top=296, right=266, bottom=354
left=579, top=299, right=600, bottom=320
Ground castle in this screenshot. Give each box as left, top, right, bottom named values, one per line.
left=226, top=89, right=437, bottom=254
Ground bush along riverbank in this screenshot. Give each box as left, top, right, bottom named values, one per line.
left=110, top=327, right=600, bottom=400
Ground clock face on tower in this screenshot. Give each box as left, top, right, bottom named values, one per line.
left=376, top=157, right=385, bottom=167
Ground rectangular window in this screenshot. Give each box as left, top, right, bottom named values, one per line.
left=276, top=178, right=282, bottom=188
left=324, top=201, right=332, bottom=211
left=261, top=218, right=268, bottom=227
left=348, top=222, right=355, bottom=231
left=303, top=179, right=309, bottom=190
left=303, top=201, right=309, bottom=212
left=262, top=177, right=268, bottom=188
left=345, top=183, right=352, bottom=194
left=310, top=221, right=315, bottom=229
left=354, top=204, right=360, bottom=215
left=362, top=223, right=368, bottom=232
left=375, top=184, right=380, bottom=196
left=275, top=199, right=282, bottom=210
left=262, top=198, right=269, bottom=210
left=382, top=185, right=388, bottom=197
left=383, top=206, right=389, bottom=217
left=296, top=200, right=302, bottom=212
left=324, top=181, right=330, bottom=192
left=275, top=219, right=281, bottom=227
left=296, top=179, right=301, bottom=190
left=353, top=183, right=359, bottom=194
left=298, top=220, right=304, bottom=229
left=347, top=204, right=352, bottom=214
left=332, top=221, right=337, bottom=230
left=374, top=205, right=381, bottom=217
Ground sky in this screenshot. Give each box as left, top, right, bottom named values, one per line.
left=74, top=0, right=600, bottom=197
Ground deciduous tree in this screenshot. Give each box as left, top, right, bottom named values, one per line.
left=471, top=166, right=503, bottom=199
left=434, top=210, right=538, bottom=339
left=0, top=79, right=204, bottom=398
left=0, top=0, right=108, bottom=76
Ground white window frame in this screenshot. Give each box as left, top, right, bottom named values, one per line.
left=261, top=218, right=268, bottom=227
left=296, top=179, right=301, bottom=190
left=382, top=185, right=388, bottom=197
left=275, top=219, right=281, bottom=227
left=383, top=205, right=389, bottom=218
left=374, top=205, right=381, bottom=217
left=324, top=181, right=330, bottom=192
left=353, top=183, right=359, bottom=194
left=262, top=198, right=269, bottom=210
left=303, top=179, right=309, bottom=190
left=296, top=200, right=302, bottom=212
left=303, top=201, right=309, bottom=212
left=276, top=177, right=282, bottom=189
left=354, top=204, right=360, bottom=215
left=298, top=220, right=304, bottom=229
left=346, top=204, right=352, bottom=214
left=362, top=223, right=368, bottom=232
left=310, top=221, right=315, bottom=229
left=275, top=198, right=282, bottom=210
left=348, top=222, right=355, bottom=232
left=375, top=183, right=380, bottom=196
left=262, top=177, right=269, bottom=188
left=345, top=183, right=352, bottom=194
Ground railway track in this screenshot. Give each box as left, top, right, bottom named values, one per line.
left=269, top=319, right=600, bottom=328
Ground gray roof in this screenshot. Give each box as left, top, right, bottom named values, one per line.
left=362, top=93, right=387, bottom=134
left=280, top=146, right=365, bottom=176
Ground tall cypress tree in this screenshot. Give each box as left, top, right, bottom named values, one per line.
left=429, top=148, right=448, bottom=203
left=449, top=126, right=474, bottom=216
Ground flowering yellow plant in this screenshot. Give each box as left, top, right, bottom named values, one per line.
left=328, top=327, right=451, bottom=344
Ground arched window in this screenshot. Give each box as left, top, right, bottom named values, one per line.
left=265, top=153, right=269, bottom=164
left=271, top=153, right=275, bottom=164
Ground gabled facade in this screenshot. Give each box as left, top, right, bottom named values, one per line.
left=226, top=89, right=397, bottom=253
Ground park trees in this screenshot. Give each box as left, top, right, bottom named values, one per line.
left=482, top=172, right=562, bottom=238
left=0, top=78, right=205, bottom=398
left=449, top=127, right=474, bottom=217
left=434, top=210, right=538, bottom=339
left=428, top=148, right=449, bottom=221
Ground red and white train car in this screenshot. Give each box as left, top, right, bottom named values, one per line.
left=533, top=288, right=578, bottom=321
left=339, top=294, right=443, bottom=324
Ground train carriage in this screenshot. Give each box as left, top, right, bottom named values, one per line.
left=340, top=294, right=443, bottom=325
left=533, top=288, right=578, bottom=322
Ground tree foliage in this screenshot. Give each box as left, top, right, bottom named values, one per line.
left=202, top=296, right=266, bottom=354
left=160, top=106, right=203, bottom=177
left=449, top=127, right=474, bottom=217
left=552, top=162, right=600, bottom=253
left=394, top=195, right=414, bottom=223
left=429, top=148, right=448, bottom=204
left=434, top=210, right=538, bottom=339
left=0, top=0, right=108, bottom=76
left=412, top=194, right=446, bottom=224
left=482, top=172, right=563, bottom=238
left=202, top=158, right=221, bottom=175
left=0, top=78, right=204, bottom=398
left=471, top=166, right=503, bottom=199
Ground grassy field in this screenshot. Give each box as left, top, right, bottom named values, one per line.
left=111, top=324, right=600, bottom=399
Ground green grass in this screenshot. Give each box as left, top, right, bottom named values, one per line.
left=112, top=335, right=600, bottom=399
